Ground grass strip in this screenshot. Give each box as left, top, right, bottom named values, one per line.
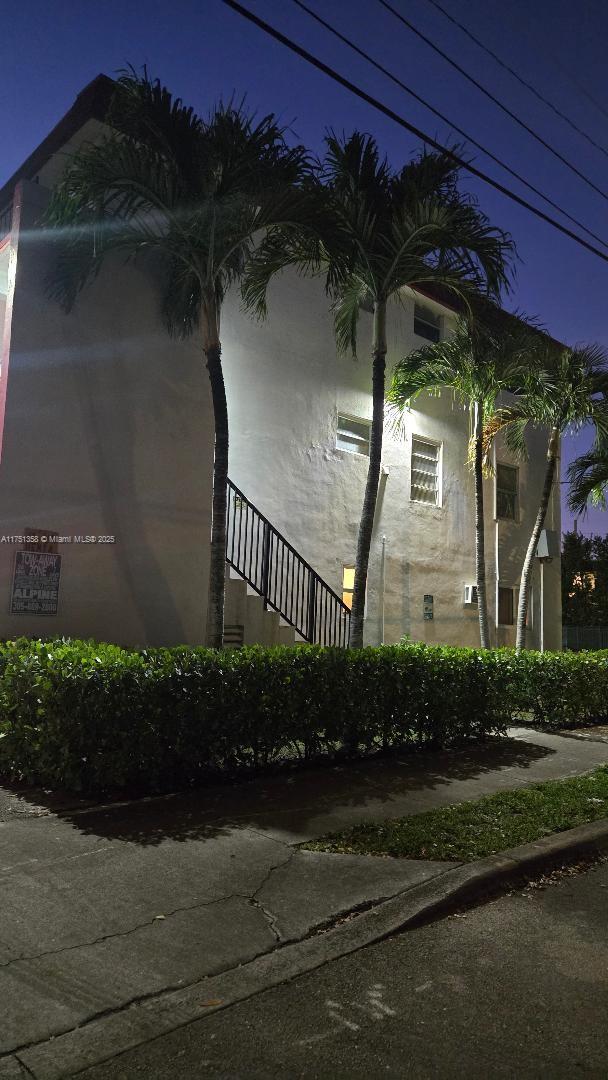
left=304, top=767, right=608, bottom=862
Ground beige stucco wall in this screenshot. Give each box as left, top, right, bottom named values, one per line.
left=221, top=273, right=562, bottom=650
left=0, top=179, right=214, bottom=646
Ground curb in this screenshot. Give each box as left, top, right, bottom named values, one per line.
left=3, top=818, right=608, bottom=1080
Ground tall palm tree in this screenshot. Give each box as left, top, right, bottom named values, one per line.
left=485, top=344, right=608, bottom=651
left=44, top=70, right=312, bottom=648
left=244, top=133, right=513, bottom=647
left=568, top=446, right=608, bottom=514
left=388, top=312, right=531, bottom=648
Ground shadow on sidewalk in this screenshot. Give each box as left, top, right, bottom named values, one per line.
left=1, top=735, right=553, bottom=847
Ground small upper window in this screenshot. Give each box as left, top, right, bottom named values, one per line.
left=336, top=414, right=370, bottom=456
left=414, top=303, right=441, bottom=343
left=496, top=464, right=518, bottom=520
left=411, top=436, right=440, bottom=506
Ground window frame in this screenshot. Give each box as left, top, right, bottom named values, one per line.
left=342, top=565, right=355, bottom=610
left=413, top=302, right=441, bottom=344
left=410, top=434, right=442, bottom=508
left=498, top=585, right=515, bottom=627
left=495, top=462, right=518, bottom=522
left=336, top=412, right=371, bottom=457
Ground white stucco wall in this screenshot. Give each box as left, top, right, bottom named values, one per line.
left=0, top=154, right=561, bottom=651
left=0, top=179, right=214, bottom=647
left=221, top=273, right=562, bottom=650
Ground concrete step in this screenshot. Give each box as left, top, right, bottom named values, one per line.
left=224, top=574, right=248, bottom=626
left=225, top=565, right=298, bottom=647
left=277, top=623, right=296, bottom=646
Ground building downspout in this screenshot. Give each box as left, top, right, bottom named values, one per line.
left=380, top=534, right=387, bottom=644
left=540, top=559, right=545, bottom=653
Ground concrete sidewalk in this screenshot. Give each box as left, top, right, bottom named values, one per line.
left=1, top=726, right=608, bottom=1077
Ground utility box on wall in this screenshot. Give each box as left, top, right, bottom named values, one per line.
left=536, top=529, right=559, bottom=560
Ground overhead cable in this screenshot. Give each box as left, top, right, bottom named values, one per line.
left=423, top=0, right=608, bottom=161
left=378, top=0, right=608, bottom=204
left=222, top=0, right=608, bottom=265
left=290, top=0, right=608, bottom=252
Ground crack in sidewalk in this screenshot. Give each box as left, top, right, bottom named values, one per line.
left=0, top=850, right=295, bottom=971
left=0, top=932, right=283, bottom=1066
left=13, top=1053, right=36, bottom=1079
left=245, top=848, right=297, bottom=944
left=0, top=864, right=453, bottom=1067
left=0, top=894, right=234, bottom=970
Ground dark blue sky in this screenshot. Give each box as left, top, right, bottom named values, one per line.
left=2, top=0, right=608, bottom=534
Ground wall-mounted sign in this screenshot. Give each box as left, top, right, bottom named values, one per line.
left=423, top=593, right=434, bottom=621
left=10, top=551, right=61, bottom=615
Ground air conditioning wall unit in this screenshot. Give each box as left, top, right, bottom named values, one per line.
left=464, top=584, right=478, bottom=605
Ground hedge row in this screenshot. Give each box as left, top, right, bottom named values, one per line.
left=0, top=638, right=606, bottom=794
left=512, top=648, right=608, bottom=727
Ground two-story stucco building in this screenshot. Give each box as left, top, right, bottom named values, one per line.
left=0, top=76, right=562, bottom=650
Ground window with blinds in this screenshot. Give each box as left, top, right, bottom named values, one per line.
left=336, top=414, right=370, bottom=456
left=410, top=437, right=440, bottom=505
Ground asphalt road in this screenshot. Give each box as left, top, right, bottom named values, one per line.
left=77, top=858, right=608, bottom=1080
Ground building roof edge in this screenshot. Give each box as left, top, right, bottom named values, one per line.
left=0, top=74, right=115, bottom=211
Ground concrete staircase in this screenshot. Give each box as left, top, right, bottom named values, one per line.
left=224, top=477, right=350, bottom=648
left=224, top=568, right=297, bottom=647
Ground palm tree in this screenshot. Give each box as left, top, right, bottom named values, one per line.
left=244, top=133, right=513, bottom=647
left=568, top=446, right=608, bottom=514
left=485, top=344, right=608, bottom=651
left=388, top=312, right=531, bottom=648
left=44, top=70, right=312, bottom=648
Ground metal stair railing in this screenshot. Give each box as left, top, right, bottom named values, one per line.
left=226, top=478, right=351, bottom=646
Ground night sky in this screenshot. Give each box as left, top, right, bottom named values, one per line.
left=2, top=0, right=608, bottom=535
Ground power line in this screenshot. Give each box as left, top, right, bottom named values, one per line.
left=517, top=0, right=608, bottom=124
left=547, top=53, right=608, bottom=125
left=289, top=0, right=608, bottom=253
left=378, top=0, right=608, bottom=204
left=423, top=0, right=608, bottom=161
left=221, top=0, right=608, bottom=266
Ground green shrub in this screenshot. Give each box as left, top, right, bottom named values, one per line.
left=511, top=648, right=608, bottom=727
left=0, top=638, right=514, bottom=793
left=0, top=638, right=605, bottom=794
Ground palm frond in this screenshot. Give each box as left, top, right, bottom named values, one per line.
left=332, top=278, right=370, bottom=356
left=482, top=407, right=530, bottom=461
left=161, top=254, right=203, bottom=338
left=44, top=67, right=312, bottom=334
left=568, top=448, right=608, bottom=514
left=389, top=314, right=537, bottom=424
left=388, top=337, right=465, bottom=407
left=109, top=68, right=206, bottom=193
left=393, top=145, right=464, bottom=207
left=241, top=130, right=515, bottom=357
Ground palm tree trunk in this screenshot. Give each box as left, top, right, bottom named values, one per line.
left=204, top=325, right=229, bottom=650
left=515, top=426, right=559, bottom=652
left=349, top=300, right=387, bottom=648
left=473, top=402, right=491, bottom=648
